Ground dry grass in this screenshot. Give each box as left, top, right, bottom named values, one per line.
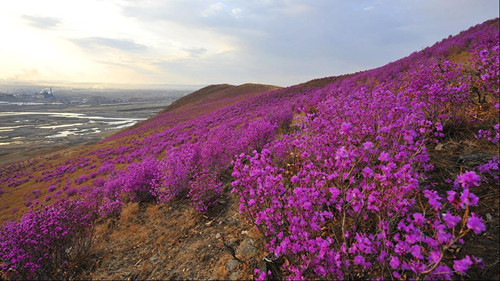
left=75, top=190, right=268, bottom=280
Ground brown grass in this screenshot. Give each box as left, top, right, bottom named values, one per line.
left=75, top=190, right=268, bottom=280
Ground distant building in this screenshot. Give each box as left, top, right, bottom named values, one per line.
left=38, top=88, right=54, bottom=99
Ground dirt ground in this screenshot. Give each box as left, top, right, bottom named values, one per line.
left=74, top=185, right=269, bottom=280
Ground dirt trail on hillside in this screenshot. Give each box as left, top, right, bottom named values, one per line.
left=75, top=188, right=269, bottom=280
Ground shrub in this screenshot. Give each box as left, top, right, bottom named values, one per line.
left=0, top=199, right=97, bottom=279
left=122, top=157, right=162, bottom=203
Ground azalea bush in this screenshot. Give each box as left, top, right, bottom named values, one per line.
left=0, top=199, right=97, bottom=280
left=232, top=19, right=498, bottom=280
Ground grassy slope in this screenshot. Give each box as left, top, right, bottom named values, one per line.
left=0, top=83, right=279, bottom=223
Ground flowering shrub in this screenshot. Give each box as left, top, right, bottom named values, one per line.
left=232, top=91, right=488, bottom=279
left=0, top=199, right=97, bottom=280
left=231, top=19, right=498, bottom=278
left=187, top=169, right=223, bottom=213
left=476, top=157, right=500, bottom=181
left=122, top=157, right=162, bottom=202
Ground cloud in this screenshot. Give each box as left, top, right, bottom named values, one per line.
left=105, top=0, right=500, bottom=85
left=8, top=68, right=41, bottom=81
left=200, top=2, right=224, bottom=17
left=70, top=37, right=148, bottom=52
left=21, top=15, right=62, bottom=29
left=231, top=8, right=242, bottom=18
left=3, top=0, right=498, bottom=86
left=183, top=47, right=207, bottom=58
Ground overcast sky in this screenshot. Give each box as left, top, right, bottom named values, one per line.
left=0, top=0, right=498, bottom=87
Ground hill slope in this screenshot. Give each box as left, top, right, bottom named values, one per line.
left=0, top=19, right=498, bottom=280
left=163, top=83, right=281, bottom=112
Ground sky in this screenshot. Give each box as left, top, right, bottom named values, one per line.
left=0, top=0, right=498, bottom=87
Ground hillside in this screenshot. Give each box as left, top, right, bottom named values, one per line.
left=0, top=18, right=499, bottom=280
left=162, top=83, right=281, bottom=112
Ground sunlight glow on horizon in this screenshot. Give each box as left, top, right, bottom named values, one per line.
left=0, top=0, right=238, bottom=86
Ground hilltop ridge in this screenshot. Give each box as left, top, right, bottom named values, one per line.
left=164, top=83, right=281, bottom=112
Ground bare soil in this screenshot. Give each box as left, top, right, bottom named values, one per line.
left=74, top=187, right=268, bottom=280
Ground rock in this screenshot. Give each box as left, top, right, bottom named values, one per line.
left=486, top=213, right=493, bottom=222
left=228, top=270, right=241, bottom=280
left=215, top=233, right=221, bottom=239
left=226, top=259, right=239, bottom=271
left=228, top=238, right=237, bottom=247
left=166, top=269, right=177, bottom=279
left=458, top=153, right=495, bottom=162
left=434, top=143, right=444, bottom=151
left=457, top=153, right=496, bottom=167
left=238, top=238, right=257, bottom=257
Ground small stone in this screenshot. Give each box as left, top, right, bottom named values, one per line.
left=228, top=270, right=241, bottom=280
left=226, top=259, right=239, bottom=271
left=238, top=238, right=257, bottom=257
left=228, top=238, right=237, bottom=247
left=486, top=213, right=493, bottom=221
left=216, top=233, right=221, bottom=239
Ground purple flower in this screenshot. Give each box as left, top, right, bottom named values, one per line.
left=423, top=189, right=442, bottom=210
left=378, top=151, right=390, bottom=162
left=410, top=245, right=423, bottom=260
left=433, top=265, right=452, bottom=279
left=447, top=190, right=458, bottom=205
left=467, top=213, right=486, bottom=234
left=362, top=167, right=374, bottom=178
left=453, top=256, right=473, bottom=274
left=435, top=122, right=443, bottom=131
left=353, top=255, right=365, bottom=265
left=340, top=122, right=353, bottom=134
left=429, top=250, right=441, bottom=264
left=412, top=213, right=425, bottom=226
left=362, top=141, right=373, bottom=150
left=456, top=171, right=481, bottom=189
left=442, top=211, right=460, bottom=228
left=389, top=256, right=400, bottom=269
left=459, top=189, right=479, bottom=208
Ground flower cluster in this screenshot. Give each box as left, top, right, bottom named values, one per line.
left=0, top=199, right=97, bottom=280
